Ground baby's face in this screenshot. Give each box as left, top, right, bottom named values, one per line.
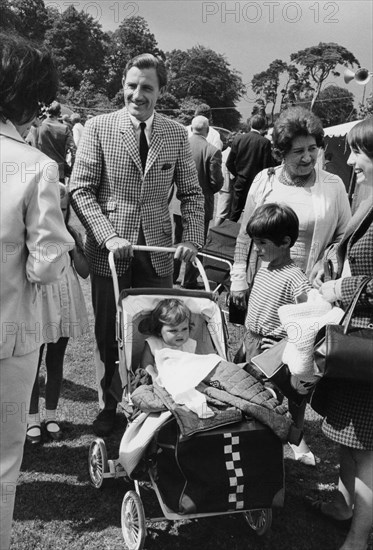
left=160, top=318, right=190, bottom=348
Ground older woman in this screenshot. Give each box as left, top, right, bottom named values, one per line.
left=309, top=117, right=373, bottom=550
left=0, top=33, right=74, bottom=549
left=230, top=107, right=351, bottom=465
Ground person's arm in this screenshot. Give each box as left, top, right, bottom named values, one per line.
left=207, top=149, right=224, bottom=193
left=26, top=159, right=74, bottom=284
left=321, top=275, right=373, bottom=309
left=174, top=128, right=205, bottom=260
left=67, top=226, right=90, bottom=279
left=69, top=120, right=133, bottom=261
left=226, top=140, right=238, bottom=177
left=330, top=180, right=352, bottom=245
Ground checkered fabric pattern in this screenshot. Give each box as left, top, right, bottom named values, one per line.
left=70, top=108, right=205, bottom=277
left=321, top=206, right=373, bottom=450
left=340, top=206, right=373, bottom=328
left=223, top=432, right=245, bottom=510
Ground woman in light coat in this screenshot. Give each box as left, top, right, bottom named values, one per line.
left=0, top=33, right=74, bottom=550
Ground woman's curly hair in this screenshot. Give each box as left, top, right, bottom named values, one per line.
left=272, top=107, right=324, bottom=160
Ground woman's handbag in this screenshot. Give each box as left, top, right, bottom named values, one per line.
left=313, top=277, right=373, bottom=383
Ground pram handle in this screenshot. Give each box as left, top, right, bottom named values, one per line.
left=108, top=247, right=210, bottom=304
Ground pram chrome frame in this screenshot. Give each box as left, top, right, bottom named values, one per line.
left=88, top=247, right=278, bottom=550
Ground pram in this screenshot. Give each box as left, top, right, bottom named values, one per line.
left=87, top=247, right=285, bottom=550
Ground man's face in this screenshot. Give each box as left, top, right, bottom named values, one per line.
left=123, top=66, right=160, bottom=121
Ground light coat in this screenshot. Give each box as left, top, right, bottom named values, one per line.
left=0, top=120, right=74, bottom=359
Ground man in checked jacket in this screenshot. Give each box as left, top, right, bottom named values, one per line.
left=70, top=53, right=205, bottom=436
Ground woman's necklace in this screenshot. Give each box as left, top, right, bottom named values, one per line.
left=279, top=167, right=315, bottom=187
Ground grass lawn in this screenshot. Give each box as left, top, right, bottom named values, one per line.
left=12, top=272, right=373, bottom=550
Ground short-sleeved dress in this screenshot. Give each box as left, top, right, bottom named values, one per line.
left=40, top=260, right=89, bottom=344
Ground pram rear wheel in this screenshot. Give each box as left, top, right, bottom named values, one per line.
left=121, top=490, right=146, bottom=550
left=88, top=438, right=108, bottom=488
left=243, top=508, right=272, bottom=535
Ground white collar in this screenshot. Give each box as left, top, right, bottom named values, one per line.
left=128, top=112, right=155, bottom=130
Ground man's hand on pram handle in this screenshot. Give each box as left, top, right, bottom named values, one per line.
left=231, top=290, right=247, bottom=310
left=174, top=241, right=198, bottom=263
left=105, top=235, right=134, bottom=259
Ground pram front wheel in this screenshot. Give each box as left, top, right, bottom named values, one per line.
left=243, top=508, right=272, bottom=535
left=88, top=438, right=108, bottom=488
left=121, top=490, right=146, bottom=550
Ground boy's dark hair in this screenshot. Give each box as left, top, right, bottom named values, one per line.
left=246, top=203, right=299, bottom=247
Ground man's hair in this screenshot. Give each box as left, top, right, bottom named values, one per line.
left=0, top=32, right=58, bottom=125
left=70, top=113, right=81, bottom=124
left=250, top=115, right=267, bottom=132
left=191, top=115, right=209, bottom=135
left=272, top=107, right=324, bottom=159
left=46, top=101, right=61, bottom=117
left=246, top=203, right=299, bottom=247
left=123, top=53, right=167, bottom=88
left=348, top=117, right=373, bottom=160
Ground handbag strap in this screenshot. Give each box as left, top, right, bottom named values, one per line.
left=340, top=276, right=371, bottom=334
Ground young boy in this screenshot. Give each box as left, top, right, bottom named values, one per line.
left=243, top=202, right=312, bottom=361
left=242, top=202, right=314, bottom=465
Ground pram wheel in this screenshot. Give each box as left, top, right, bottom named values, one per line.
left=243, top=508, right=272, bottom=535
left=121, top=490, right=146, bottom=550
left=88, top=438, right=108, bottom=488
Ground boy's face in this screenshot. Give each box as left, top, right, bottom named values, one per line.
left=252, top=237, right=288, bottom=263
left=160, top=319, right=190, bottom=348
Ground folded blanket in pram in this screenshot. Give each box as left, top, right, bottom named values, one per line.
left=132, top=359, right=300, bottom=444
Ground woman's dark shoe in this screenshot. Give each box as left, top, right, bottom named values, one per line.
left=45, top=420, right=63, bottom=441
left=26, top=424, right=42, bottom=445
left=305, top=496, right=353, bottom=529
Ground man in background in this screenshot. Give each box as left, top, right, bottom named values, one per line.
left=186, top=103, right=223, bottom=151
left=227, top=115, right=273, bottom=222
left=70, top=113, right=84, bottom=148
left=37, top=101, right=76, bottom=182
left=182, top=115, right=224, bottom=288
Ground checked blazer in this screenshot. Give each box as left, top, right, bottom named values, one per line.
left=70, top=108, right=205, bottom=277
left=338, top=204, right=373, bottom=329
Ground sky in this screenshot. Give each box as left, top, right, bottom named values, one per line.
left=46, top=0, right=373, bottom=121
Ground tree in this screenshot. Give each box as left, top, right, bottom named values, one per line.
left=0, top=0, right=21, bottom=32
left=310, top=85, right=356, bottom=126
left=251, top=59, right=298, bottom=121
left=7, top=0, right=56, bottom=42
left=290, top=42, right=359, bottom=110
left=165, top=45, right=244, bottom=129
left=105, top=16, right=164, bottom=99
left=44, top=5, right=108, bottom=93
left=358, top=92, right=373, bottom=119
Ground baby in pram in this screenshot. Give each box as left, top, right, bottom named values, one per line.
left=140, top=298, right=197, bottom=370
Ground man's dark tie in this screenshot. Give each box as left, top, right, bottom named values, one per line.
left=139, top=122, right=148, bottom=172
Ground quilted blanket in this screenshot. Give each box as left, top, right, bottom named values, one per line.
left=132, top=360, right=301, bottom=443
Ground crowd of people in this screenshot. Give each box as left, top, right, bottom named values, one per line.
left=0, top=31, right=372, bottom=550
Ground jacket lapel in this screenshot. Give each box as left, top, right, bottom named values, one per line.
left=118, top=110, right=165, bottom=176
left=145, top=112, right=164, bottom=175
left=119, top=109, right=143, bottom=174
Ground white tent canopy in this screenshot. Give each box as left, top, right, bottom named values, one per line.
left=324, top=120, right=360, bottom=137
